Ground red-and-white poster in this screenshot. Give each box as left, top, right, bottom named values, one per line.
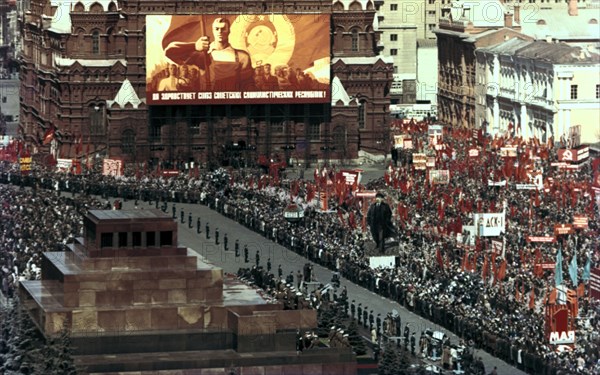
left=413, top=153, right=427, bottom=170
left=102, top=159, right=123, bottom=177
left=340, top=169, right=362, bottom=188
left=491, top=239, right=504, bottom=256
left=591, top=268, right=600, bottom=300
left=573, top=215, right=588, bottom=229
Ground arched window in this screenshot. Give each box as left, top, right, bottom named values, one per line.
left=332, top=126, right=347, bottom=152
left=351, top=29, right=359, bottom=52
left=358, top=100, right=366, bottom=129
left=121, top=129, right=135, bottom=154
left=89, top=104, right=105, bottom=135
left=92, top=31, right=100, bottom=54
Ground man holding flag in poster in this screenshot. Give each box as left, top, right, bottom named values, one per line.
left=164, top=17, right=255, bottom=91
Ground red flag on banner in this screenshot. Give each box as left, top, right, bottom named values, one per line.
left=436, top=248, right=444, bottom=270
left=515, top=282, right=522, bottom=302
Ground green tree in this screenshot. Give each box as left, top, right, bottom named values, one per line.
left=347, top=320, right=367, bottom=356
left=379, top=341, right=401, bottom=375
left=0, top=298, right=43, bottom=374
left=41, top=328, right=77, bottom=375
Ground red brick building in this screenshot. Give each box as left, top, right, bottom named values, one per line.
left=19, top=0, right=392, bottom=166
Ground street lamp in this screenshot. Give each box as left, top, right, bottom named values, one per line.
left=320, top=145, right=336, bottom=165
left=282, top=144, right=295, bottom=167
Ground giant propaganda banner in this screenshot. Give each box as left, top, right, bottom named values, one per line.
left=146, top=14, right=330, bottom=105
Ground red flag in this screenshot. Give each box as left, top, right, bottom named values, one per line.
left=482, top=254, right=489, bottom=283
left=491, top=252, right=497, bottom=282
left=438, top=202, right=444, bottom=221
left=42, top=126, right=55, bottom=145
left=75, top=135, right=82, bottom=155
left=85, top=143, right=92, bottom=169
left=529, top=288, right=535, bottom=309
left=496, top=259, right=507, bottom=281
left=515, top=283, right=521, bottom=302
left=548, top=288, right=557, bottom=305
left=436, top=248, right=444, bottom=270
left=322, top=189, right=328, bottom=211
left=349, top=211, right=357, bottom=229
left=306, top=183, right=316, bottom=202
left=461, top=249, right=469, bottom=271
left=337, top=208, right=345, bottom=227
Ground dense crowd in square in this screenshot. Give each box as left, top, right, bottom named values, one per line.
left=0, top=123, right=598, bottom=374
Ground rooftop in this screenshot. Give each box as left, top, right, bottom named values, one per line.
left=446, top=0, right=509, bottom=28
left=331, top=76, right=354, bottom=106
left=519, top=8, right=600, bottom=41
left=88, top=209, right=168, bottom=221
left=55, top=57, right=127, bottom=68
left=332, top=0, right=374, bottom=11
left=477, top=37, right=532, bottom=55
left=106, top=79, right=145, bottom=109
left=515, top=41, right=599, bottom=64
left=332, top=55, right=394, bottom=65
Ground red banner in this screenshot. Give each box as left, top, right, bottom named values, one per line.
left=546, top=304, right=574, bottom=345
left=557, top=146, right=589, bottom=162
left=356, top=190, right=377, bottom=198
left=573, top=215, right=588, bottom=229
left=161, top=169, right=180, bottom=177
left=527, top=236, right=556, bottom=243
left=538, top=263, right=556, bottom=270
left=554, top=224, right=573, bottom=236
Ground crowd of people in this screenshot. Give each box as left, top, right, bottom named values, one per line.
left=0, top=123, right=598, bottom=375
left=0, top=183, right=106, bottom=300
